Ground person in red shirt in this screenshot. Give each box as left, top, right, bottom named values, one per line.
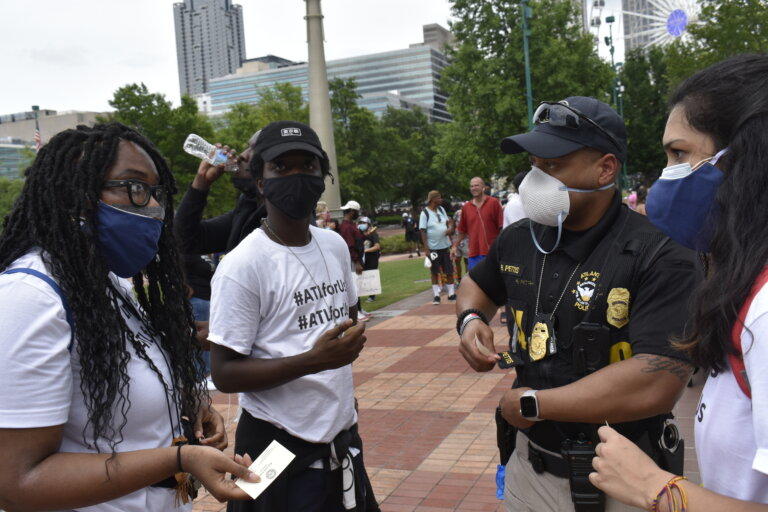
left=452, top=176, right=504, bottom=269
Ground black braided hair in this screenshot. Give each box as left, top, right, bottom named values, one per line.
left=0, top=122, right=206, bottom=452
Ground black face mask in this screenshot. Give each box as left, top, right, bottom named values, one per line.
left=262, top=174, right=326, bottom=219
left=232, top=177, right=260, bottom=198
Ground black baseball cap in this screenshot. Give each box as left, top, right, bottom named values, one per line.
left=251, top=121, right=329, bottom=164
left=500, top=96, right=628, bottom=163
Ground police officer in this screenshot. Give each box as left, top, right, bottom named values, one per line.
left=456, top=97, right=699, bottom=512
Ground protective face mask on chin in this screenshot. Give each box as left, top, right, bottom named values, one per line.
left=519, top=166, right=615, bottom=254
left=646, top=149, right=728, bottom=252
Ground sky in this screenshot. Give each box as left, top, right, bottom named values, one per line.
left=1, top=0, right=624, bottom=115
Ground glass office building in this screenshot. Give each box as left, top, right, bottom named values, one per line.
left=0, top=142, right=28, bottom=179
left=205, top=26, right=452, bottom=123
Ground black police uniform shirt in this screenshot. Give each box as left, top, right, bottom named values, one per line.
left=469, top=192, right=700, bottom=450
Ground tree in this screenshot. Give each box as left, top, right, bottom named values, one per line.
left=215, top=83, right=310, bottom=154
left=0, top=177, right=24, bottom=226
left=620, top=47, right=670, bottom=185
left=380, top=107, right=442, bottom=214
left=101, top=83, right=236, bottom=217
left=665, top=0, right=768, bottom=87
left=329, top=78, right=390, bottom=209
left=436, top=0, right=615, bottom=184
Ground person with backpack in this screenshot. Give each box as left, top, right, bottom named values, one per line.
left=419, top=190, right=456, bottom=305
left=0, top=124, right=258, bottom=512
left=587, top=54, right=768, bottom=511
left=456, top=96, right=700, bottom=512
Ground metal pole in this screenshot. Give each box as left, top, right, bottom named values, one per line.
left=521, top=0, right=534, bottom=129
left=305, top=0, right=341, bottom=214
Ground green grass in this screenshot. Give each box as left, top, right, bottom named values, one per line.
left=361, top=258, right=432, bottom=312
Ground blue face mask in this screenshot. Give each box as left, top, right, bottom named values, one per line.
left=646, top=149, right=728, bottom=252
left=95, top=202, right=164, bottom=278
left=358, top=223, right=369, bottom=232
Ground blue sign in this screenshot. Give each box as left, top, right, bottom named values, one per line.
left=667, top=9, right=688, bottom=37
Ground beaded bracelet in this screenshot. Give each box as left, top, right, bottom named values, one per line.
left=650, top=475, right=688, bottom=512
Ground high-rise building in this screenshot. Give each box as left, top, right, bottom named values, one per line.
left=173, top=0, right=246, bottom=97
left=204, top=24, right=452, bottom=123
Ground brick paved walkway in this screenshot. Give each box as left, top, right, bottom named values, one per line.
left=194, top=291, right=703, bottom=512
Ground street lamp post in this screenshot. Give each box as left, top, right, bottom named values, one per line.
left=604, top=16, right=617, bottom=108
left=305, top=0, right=341, bottom=215
left=521, top=0, right=534, bottom=129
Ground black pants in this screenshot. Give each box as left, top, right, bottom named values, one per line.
left=228, top=410, right=378, bottom=512
left=286, top=467, right=345, bottom=512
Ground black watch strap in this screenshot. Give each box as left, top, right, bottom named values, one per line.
left=456, top=308, right=489, bottom=335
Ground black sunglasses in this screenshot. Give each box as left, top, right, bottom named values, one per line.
left=103, top=180, right=166, bottom=207
left=533, top=101, right=623, bottom=154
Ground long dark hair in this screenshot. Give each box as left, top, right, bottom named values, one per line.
left=672, top=54, right=768, bottom=372
left=0, top=123, right=206, bottom=451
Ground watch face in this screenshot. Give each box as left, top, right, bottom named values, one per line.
left=520, top=395, right=538, bottom=418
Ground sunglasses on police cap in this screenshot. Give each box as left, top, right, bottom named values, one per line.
left=533, top=101, right=622, bottom=154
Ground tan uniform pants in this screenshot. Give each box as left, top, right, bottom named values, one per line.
left=504, top=432, right=638, bottom=512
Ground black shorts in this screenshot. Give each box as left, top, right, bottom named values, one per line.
left=429, top=248, right=454, bottom=275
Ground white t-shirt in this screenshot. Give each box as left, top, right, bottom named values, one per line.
left=209, top=225, right=358, bottom=444
left=503, top=193, right=527, bottom=228
left=0, top=251, right=186, bottom=512
left=418, top=206, right=451, bottom=250
left=695, top=283, right=768, bottom=503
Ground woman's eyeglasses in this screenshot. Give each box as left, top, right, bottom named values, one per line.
left=103, top=180, right=166, bottom=207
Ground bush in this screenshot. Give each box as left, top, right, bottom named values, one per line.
left=0, top=178, right=24, bottom=225
left=374, top=215, right=404, bottom=226
left=379, top=233, right=412, bottom=255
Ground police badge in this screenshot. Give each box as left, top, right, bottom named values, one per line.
left=606, top=288, right=631, bottom=328
left=529, top=315, right=555, bottom=361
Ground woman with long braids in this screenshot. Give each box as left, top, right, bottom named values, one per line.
left=587, top=54, right=768, bottom=511
left=0, top=123, right=258, bottom=511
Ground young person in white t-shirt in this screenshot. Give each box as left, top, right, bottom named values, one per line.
left=0, top=124, right=258, bottom=512
left=588, top=55, right=768, bottom=511
left=208, top=121, right=378, bottom=512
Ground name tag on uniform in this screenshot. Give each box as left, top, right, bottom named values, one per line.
left=499, top=263, right=522, bottom=275
left=235, top=440, right=296, bottom=500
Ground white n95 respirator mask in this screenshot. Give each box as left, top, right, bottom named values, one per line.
left=519, top=166, right=614, bottom=254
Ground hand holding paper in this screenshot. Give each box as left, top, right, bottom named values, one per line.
left=235, top=440, right=296, bottom=500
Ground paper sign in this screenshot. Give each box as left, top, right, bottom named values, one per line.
left=235, top=440, right=296, bottom=500
left=356, top=269, right=382, bottom=296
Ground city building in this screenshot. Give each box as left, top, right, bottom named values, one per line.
left=0, top=139, right=29, bottom=179
left=203, top=24, right=452, bottom=123
left=0, top=110, right=101, bottom=145
left=173, top=0, right=246, bottom=97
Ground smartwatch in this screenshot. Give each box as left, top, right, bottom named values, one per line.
left=519, top=390, right=543, bottom=421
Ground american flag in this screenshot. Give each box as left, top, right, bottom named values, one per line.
left=33, top=128, right=42, bottom=152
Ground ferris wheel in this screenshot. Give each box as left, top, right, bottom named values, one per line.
left=623, top=0, right=700, bottom=48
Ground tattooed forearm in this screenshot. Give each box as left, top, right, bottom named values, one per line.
left=634, top=354, right=693, bottom=383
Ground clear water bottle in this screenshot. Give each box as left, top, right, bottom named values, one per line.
left=183, top=134, right=238, bottom=172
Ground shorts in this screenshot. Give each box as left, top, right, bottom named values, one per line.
left=428, top=248, right=454, bottom=276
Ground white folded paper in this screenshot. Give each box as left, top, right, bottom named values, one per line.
left=475, top=335, right=494, bottom=357
left=235, top=440, right=296, bottom=500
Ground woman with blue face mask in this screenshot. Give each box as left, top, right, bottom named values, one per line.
left=0, top=123, right=258, bottom=512
left=588, top=54, right=768, bottom=511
